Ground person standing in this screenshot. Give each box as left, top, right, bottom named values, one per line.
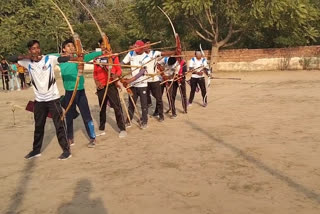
left=188, top=50, right=210, bottom=107
left=141, top=39, right=165, bottom=122
left=8, top=40, right=71, bottom=160
left=171, top=57, right=188, bottom=114
left=17, top=63, right=26, bottom=89
left=58, top=38, right=102, bottom=148
left=9, top=62, right=21, bottom=91
left=157, top=57, right=179, bottom=118
left=94, top=39, right=127, bottom=138
left=0, top=58, right=10, bottom=91
left=121, top=40, right=150, bottom=129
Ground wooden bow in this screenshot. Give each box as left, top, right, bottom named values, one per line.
left=50, top=0, right=84, bottom=121
left=158, top=6, right=182, bottom=89
left=77, top=0, right=113, bottom=112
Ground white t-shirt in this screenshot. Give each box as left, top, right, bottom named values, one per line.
left=189, top=57, right=209, bottom=78
left=122, top=51, right=150, bottom=87
left=158, top=57, right=180, bottom=81
left=144, top=50, right=161, bottom=82
left=18, top=55, right=60, bottom=102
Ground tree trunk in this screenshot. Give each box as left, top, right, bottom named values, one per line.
left=210, top=44, right=219, bottom=72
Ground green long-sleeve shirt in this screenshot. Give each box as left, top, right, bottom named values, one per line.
left=55, top=51, right=102, bottom=91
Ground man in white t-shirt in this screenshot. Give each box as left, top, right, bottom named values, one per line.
left=9, top=40, right=72, bottom=160
left=157, top=57, right=180, bottom=118
left=188, top=50, right=210, bottom=107
left=141, top=39, right=165, bottom=121
left=121, top=40, right=150, bottom=129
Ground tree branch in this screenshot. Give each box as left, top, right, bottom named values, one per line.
left=232, top=29, right=242, bottom=33
left=205, top=7, right=213, bottom=27
left=205, top=7, right=216, bottom=36
left=195, top=31, right=213, bottom=42
left=224, top=33, right=243, bottom=48
left=218, top=22, right=233, bottom=47
left=195, top=18, right=214, bottom=38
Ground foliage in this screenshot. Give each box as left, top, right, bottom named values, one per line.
left=0, top=0, right=319, bottom=59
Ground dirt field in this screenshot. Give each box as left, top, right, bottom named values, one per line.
left=0, top=70, right=320, bottom=214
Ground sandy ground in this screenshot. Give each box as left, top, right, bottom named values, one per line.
left=0, top=70, right=320, bottom=214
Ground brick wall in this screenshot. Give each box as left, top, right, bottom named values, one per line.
left=182, top=45, right=320, bottom=62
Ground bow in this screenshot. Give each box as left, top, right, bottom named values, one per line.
left=199, top=43, right=210, bottom=106
left=50, top=0, right=84, bottom=120
left=158, top=6, right=181, bottom=90
left=157, top=6, right=181, bottom=56
left=77, top=0, right=113, bottom=111
left=200, top=43, right=211, bottom=87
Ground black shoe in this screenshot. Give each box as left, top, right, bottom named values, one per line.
left=68, top=139, right=75, bottom=146
left=158, top=116, right=164, bottom=122
left=73, top=110, right=80, bottom=119
left=24, top=150, right=41, bottom=160
left=125, top=120, right=132, bottom=128
left=87, top=139, right=96, bottom=148
left=165, top=109, right=171, bottom=114
left=152, top=112, right=159, bottom=117
left=58, top=151, right=72, bottom=160
left=170, top=114, right=177, bottom=119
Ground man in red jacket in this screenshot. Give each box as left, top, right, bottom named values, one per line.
left=94, top=39, right=127, bottom=138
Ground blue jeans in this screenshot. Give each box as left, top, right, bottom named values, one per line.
left=64, top=89, right=95, bottom=140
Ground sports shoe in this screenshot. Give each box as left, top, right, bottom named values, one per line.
left=187, top=102, right=192, bottom=107
left=119, top=130, right=127, bottom=138
left=58, top=151, right=72, bottom=160
left=152, top=112, right=159, bottom=117
left=170, top=114, right=177, bottom=119
left=125, top=120, right=132, bottom=128
left=158, top=115, right=164, bottom=122
left=140, top=123, right=148, bottom=130
left=68, top=139, right=75, bottom=146
left=96, top=130, right=106, bottom=137
left=73, top=110, right=80, bottom=119
left=87, top=139, right=96, bottom=148
left=24, top=150, right=41, bottom=160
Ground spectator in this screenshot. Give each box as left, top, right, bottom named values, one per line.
left=17, top=63, right=26, bottom=89
left=0, top=58, right=10, bottom=90
left=9, top=62, right=21, bottom=91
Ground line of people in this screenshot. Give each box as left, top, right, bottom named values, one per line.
left=0, top=58, right=29, bottom=91
left=8, top=38, right=210, bottom=161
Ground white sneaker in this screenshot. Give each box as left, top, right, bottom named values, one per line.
left=87, top=139, right=96, bottom=148
left=125, top=122, right=132, bottom=128
left=96, top=131, right=106, bottom=137
left=17, top=88, right=21, bottom=91
left=140, top=123, right=148, bottom=130
left=119, top=130, right=127, bottom=138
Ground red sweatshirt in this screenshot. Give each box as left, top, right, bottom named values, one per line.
left=93, top=56, right=122, bottom=86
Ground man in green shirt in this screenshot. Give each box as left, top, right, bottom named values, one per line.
left=59, top=38, right=103, bottom=148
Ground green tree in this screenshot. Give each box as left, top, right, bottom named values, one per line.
left=0, top=0, right=77, bottom=56
left=128, top=0, right=320, bottom=70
